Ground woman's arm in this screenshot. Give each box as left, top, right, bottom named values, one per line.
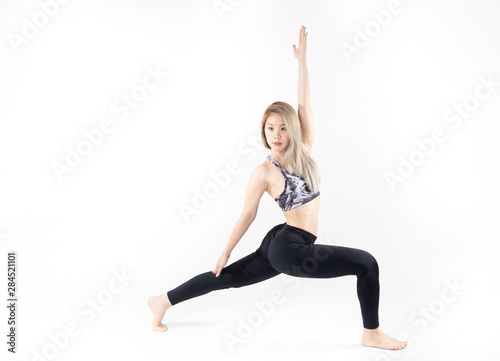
left=221, top=215, right=254, bottom=257
left=295, top=25, right=310, bottom=106
left=220, top=165, right=267, bottom=256
left=213, top=165, right=268, bottom=276
left=212, top=216, right=252, bottom=277
left=293, top=25, right=315, bottom=150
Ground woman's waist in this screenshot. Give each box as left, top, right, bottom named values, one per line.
left=275, top=221, right=318, bottom=245
left=282, top=198, right=319, bottom=231
left=283, top=214, right=318, bottom=237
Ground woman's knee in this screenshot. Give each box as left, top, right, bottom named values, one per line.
left=360, top=251, right=379, bottom=277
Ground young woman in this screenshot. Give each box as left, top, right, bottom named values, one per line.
left=148, top=25, right=408, bottom=351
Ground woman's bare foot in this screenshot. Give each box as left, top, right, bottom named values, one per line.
left=361, top=327, right=408, bottom=350
left=148, top=293, right=172, bottom=332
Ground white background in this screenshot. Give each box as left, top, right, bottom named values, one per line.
left=1, top=0, right=499, bottom=360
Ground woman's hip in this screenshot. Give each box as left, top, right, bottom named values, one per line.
left=267, top=228, right=316, bottom=270
left=255, top=222, right=318, bottom=269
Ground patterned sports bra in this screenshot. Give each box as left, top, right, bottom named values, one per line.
left=267, top=155, right=320, bottom=211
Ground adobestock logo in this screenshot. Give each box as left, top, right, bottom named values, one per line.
left=222, top=233, right=338, bottom=353
left=7, top=0, right=72, bottom=54
left=30, top=268, right=134, bottom=361
left=409, top=277, right=466, bottom=333
left=360, top=276, right=466, bottom=361
left=51, top=63, right=169, bottom=182
left=212, top=0, right=243, bottom=21
left=385, top=73, right=500, bottom=191
left=340, top=0, right=411, bottom=63
left=178, top=135, right=265, bottom=224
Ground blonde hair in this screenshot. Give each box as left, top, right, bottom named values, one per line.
left=260, top=101, right=321, bottom=193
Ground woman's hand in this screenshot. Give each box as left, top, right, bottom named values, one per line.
left=212, top=252, right=230, bottom=277
left=293, top=25, right=307, bottom=61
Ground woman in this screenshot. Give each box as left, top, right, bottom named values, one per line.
left=148, top=25, right=408, bottom=351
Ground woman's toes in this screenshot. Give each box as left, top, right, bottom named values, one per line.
left=153, top=323, right=167, bottom=332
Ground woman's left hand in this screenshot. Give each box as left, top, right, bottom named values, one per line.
left=293, top=25, right=307, bottom=61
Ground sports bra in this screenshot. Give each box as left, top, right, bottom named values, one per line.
left=267, top=155, right=320, bottom=211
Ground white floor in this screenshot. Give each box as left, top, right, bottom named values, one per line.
left=9, top=272, right=499, bottom=361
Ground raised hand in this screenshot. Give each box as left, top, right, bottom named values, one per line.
left=292, top=25, right=308, bottom=61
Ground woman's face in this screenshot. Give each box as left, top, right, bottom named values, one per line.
left=265, top=113, right=289, bottom=151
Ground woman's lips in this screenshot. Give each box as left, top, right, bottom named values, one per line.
left=273, top=142, right=282, bottom=146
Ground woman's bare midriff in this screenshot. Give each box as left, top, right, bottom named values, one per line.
left=282, top=196, right=320, bottom=236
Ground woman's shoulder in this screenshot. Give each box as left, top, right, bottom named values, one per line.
left=256, top=158, right=271, bottom=173
left=251, top=157, right=275, bottom=181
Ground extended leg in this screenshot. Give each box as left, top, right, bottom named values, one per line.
left=167, top=251, right=281, bottom=305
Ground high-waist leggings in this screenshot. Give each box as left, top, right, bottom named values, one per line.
left=166, top=222, right=380, bottom=329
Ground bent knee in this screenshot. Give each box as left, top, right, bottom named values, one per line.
left=360, top=251, right=379, bottom=276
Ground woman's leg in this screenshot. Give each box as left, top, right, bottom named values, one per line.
left=268, top=225, right=407, bottom=350
left=166, top=251, right=281, bottom=305
left=269, top=241, right=380, bottom=329
left=149, top=225, right=283, bottom=331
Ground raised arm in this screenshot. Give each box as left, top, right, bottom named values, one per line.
left=293, top=25, right=315, bottom=151
left=212, top=164, right=268, bottom=277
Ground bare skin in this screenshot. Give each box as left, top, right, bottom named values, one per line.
left=148, top=293, right=407, bottom=350
left=147, top=293, right=171, bottom=332
left=362, top=327, right=408, bottom=350
left=147, top=25, right=408, bottom=352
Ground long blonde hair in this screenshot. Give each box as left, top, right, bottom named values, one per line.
left=260, top=101, right=321, bottom=193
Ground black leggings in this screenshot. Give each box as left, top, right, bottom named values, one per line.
left=167, top=222, right=380, bottom=329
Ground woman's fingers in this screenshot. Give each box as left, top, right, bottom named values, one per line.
left=298, top=25, right=306, bottom=46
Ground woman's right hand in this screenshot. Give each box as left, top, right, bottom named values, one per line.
left=212, top=252, right=230, bottom=277
left=293, top=25, right=307, bottom=61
